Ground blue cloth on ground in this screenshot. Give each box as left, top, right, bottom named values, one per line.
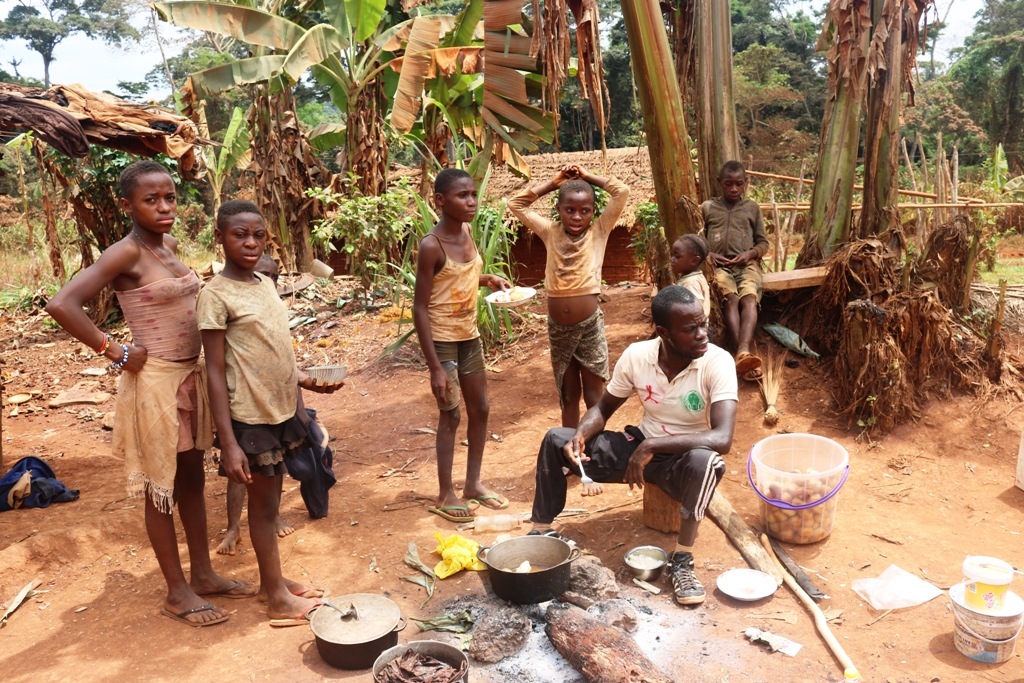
left=285, top=409, right=336, bottom=519
left=0, top=456, right=80, bottom=512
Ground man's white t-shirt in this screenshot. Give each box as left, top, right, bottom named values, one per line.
left=606, top=339, right=737, bottom=439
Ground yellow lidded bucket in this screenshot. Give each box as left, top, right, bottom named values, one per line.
left=963, top=556, right=1014, bottom=613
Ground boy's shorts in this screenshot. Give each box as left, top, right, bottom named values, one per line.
left=715, top=263, right=763, bottom=303
left=433, top=338, right=485, bottom=411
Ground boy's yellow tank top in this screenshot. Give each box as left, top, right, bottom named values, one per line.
left=427, top=233, right=483, bottom=342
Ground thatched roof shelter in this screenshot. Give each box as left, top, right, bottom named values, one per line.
left=394, top=146, right=658, bottom=228
left=0, top=82, right=207, bottom=179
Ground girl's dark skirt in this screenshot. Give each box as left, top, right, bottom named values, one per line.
left=216, top=412, right=308, bottom=478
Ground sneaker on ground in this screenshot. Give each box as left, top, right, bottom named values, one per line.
left=527, top=529, right=563, bottom=540
left=669, top=551, right=706, bottom=605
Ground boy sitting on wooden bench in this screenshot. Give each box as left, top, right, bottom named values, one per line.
left=704, top=161, right=770, bottom=381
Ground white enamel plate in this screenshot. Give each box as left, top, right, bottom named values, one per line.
left=717, top=568, right=779, bottom=601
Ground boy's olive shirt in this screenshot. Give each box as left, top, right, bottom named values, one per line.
left=701, top=197, right=770, bottom=261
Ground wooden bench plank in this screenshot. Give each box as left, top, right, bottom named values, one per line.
left=762, top=266, right=827, bottom=292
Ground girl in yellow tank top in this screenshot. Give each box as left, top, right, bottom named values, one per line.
left=413, top=169, right=513, bottom=522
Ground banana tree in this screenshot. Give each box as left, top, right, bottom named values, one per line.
left=858, top=0, right=929, bottom=239
left=620, top=0, right=700, bottom=244
left=693, top=0, right=741, bottom=201
left=481, top=0, right=555, bottom=177
left=387, top=0, right=485, bottom=187
left=203, top=105, right=251, bottom=212
left=155, top=0, right=460, bottom=195
left=803, top=0, right=872, bottom=262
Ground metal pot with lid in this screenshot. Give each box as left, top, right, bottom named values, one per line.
left=309, top=593, right=407, bottom=670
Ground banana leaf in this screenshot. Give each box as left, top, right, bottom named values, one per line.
left=187, top=56, right=287, bottom=98
left=154, top=2, right=303, bottom=50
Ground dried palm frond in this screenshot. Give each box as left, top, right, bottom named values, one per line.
left=805, top=238, right=899, bottom=355
left=833, top=299, right=917, bottom=432
left=914, top=214, right=972, bottom=310
left=758, top=351, right=785, bottom=427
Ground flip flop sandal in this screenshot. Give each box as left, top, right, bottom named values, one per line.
left=428, top=505, right=475, bottom=523
left=269, top=601, right=323, bottom=628
left=293, top=585, right=325, bottom=599
left=743, top=367, right=764, bottom=382
left=161, top=603, right=229, bottom=628
left=466, top=493, right=510, bottom=511
left=197, top=580, right=258, bottom=600
left=735, top=352, right=763, bottom=375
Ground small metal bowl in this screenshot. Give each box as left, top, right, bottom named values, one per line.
left=624, top=545, right=669, bottom=582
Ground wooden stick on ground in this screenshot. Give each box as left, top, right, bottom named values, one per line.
left=760, top=534, right=859, bottom=680
left=707, top=493, right=783, bottom=585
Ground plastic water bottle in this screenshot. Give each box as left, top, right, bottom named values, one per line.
left=474, top=514, right=521, bottom=532
left=844, top=668, right=860, bottom=682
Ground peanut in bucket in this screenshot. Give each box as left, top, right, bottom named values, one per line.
left=748, top=434, right=849, bottom=545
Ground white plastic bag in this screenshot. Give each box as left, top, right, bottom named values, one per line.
left=852, top=564, right=942, bottom=610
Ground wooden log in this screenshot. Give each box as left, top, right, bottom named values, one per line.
left=762, top=266, right=827, bottom=292
left=642, top=484, right=680, bottom=534
left=707, top=492, right=784, bottom=585
left=545, top=603, right=674, bottom=683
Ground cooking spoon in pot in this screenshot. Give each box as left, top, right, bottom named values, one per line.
left=321, top=599, right=360, bottom=620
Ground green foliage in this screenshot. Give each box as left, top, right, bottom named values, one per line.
left=308, top=176, right=418, bottom=293
left=901, top=78, right=989, bottom=169
left=629, top=201, right=669, bottom=282
left=949, top=1, right=1024, bottom=172
left=205, top=106, right=251, bottom=210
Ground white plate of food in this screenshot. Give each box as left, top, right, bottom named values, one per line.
left=486, top=286, right=536, bottom=308
left=716, top=568, right=778, bottom=601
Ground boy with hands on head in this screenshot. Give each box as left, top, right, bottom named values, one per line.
left=507, top=164, right=630, bottom=427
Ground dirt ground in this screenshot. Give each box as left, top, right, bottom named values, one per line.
left=2, top=284, right=1024, bottom=683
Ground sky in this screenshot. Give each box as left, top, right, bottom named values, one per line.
left=0, top=0, right=991, bottom=100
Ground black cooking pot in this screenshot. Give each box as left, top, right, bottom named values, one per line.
left=309, top=594, right=408, bottom=670
left=477, top=536, right=581, bottom=604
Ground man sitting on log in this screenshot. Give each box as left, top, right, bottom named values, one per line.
left=529, top=286, right=738, bottom=606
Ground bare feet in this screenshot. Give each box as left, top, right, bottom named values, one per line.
left=276, top=515, right=295, bottom=538
left=217, top=526, right=242, bottom=555
left=266, top=593, right=320, bottom=622
left=258, top=577, right=324, bottom=603
left=580, top=482, right=605, bottom=497
left=191, top=574, right=257, bottom=599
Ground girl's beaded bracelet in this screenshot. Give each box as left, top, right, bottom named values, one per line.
left=111, top=344, right=129, bottom=370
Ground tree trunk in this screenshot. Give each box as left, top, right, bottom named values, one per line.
left=620, top=0, right=700, bottom=244
left=34, top=141, right=64, bottom=280
left=859, top=0, right=903, bottom=239
left=346, top=78, right=388, bottom=197
left=545, top=602, right=674, bottom=683
left=694, top=0, right=741, bottom=201
left=803, top=0, right=872, bottom=263
left=248, top=85, right=330, bottom=271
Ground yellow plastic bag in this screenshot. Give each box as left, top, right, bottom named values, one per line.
left=433, top=532, right=486, bottom=578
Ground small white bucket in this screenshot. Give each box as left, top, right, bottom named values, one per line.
left=950, top=584, right=1024, bottom=663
